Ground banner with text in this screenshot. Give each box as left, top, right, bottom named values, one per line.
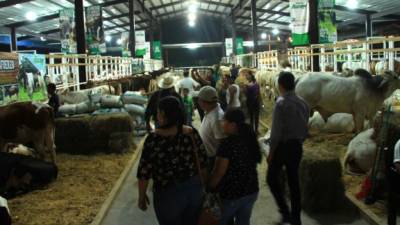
left=121, top=32, right=130, bottom=57
left=290, top=0, right=310, bottom=46
left=153, top=41, right=162, bottom=60
left=85, top=5, right=106, bottom=54
left=135, top=30, right=146, bottom=57
left=318, top=0, right=337, bottom=43
left=144, top=42, right=151, bottom=60
left=59, top=8, right=77, bottom=53
left=18, top=54, right=47, bottom=102
left=0, top=52, right=19, bottom=105
left=225, top=38, right=233, bottom=56
left=236, top=37, right=244, bottom=55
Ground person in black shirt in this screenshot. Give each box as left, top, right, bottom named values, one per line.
left=137, top=96, right=208, bottom=225
left=47, top=83, right=59, bottom=117
left=208, top=108, right=261, bottom=225
left=144, top=75, right=183, bottom=132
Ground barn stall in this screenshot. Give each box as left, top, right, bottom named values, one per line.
left=244, top=35, right=400, bottom=222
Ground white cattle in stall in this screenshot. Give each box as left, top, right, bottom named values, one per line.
left=295, top=69, right=400, bottom=133
left=0, top=196, right=11, bottom=225
left=2, top=143, right=38, bottom=158
left=344, top=128, right=377, bottom=174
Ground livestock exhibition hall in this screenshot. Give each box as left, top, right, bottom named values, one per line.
left=1, top=0, right=400, bottom=225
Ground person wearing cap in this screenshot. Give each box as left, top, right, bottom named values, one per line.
left=198, top=86, right=226, bottom=169
left=144, top=75, right=183, bottom=132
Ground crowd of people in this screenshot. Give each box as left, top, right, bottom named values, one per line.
left=137, top=65, right=310, bottom=225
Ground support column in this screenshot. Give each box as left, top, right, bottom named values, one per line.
left=10, top=27, right=17, bottom=51
left=129, top=0, right=136, bottom=58
left=309, top=0, right=319, bottom=72
left=149, top=23, right=154, bottom=59
left=221, top=20, right=226, bottom=57
left=365, top=14, right=372, bottom=37
left=231, top=14, right=237, bottom=55
left=75, top=0, right=86, bottom=84
left=250, top=0, right=258, bottom=53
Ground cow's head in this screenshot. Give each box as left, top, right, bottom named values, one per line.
left=379, top=70, right=400, bottom=97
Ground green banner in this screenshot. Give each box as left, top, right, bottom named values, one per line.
left=236, top=37, right=244, bottom=55
left=59, top=8, right=76, bottom=53
left=290, top=0, right=310, bottom=46
left=85, top=6, right=106, bottom=55
left=153, top=41, right=162, bottom=59
left=318, top=0, right=337, bottom=43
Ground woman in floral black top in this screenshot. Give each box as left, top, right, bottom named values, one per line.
left=137, top=96, right=208, bottom=225
left=208, top=108, right=261, bottom=225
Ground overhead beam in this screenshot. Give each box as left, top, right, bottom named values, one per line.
left=236, top=23, right=291, bottom=33
left=136, top=0, right=155, bottom=21
left=339, top=7, right=400, bottom=26
left=105, top=20, right=149, bottom=31
left=150, top=0, right=232, bottom=11
left=243, top=7, right=290, bottom=17
left=334, top=5, right=374, bottom=15
left=236, top=16, right=290, bottom=26
left=4, top=0, right=130, bottom=28
left=0, top=0, right=32, bottom=8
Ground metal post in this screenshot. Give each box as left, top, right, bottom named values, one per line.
left=149, top=21, right=154, bottom=59
left=250, top=0, right=258, bottom=53
left=231, top=14, right=237, bottom=55
left=10, top=27, right=17, bottom=51
left=309, top=0, right=319, bottom=71
left=221, top=20, right=226, bottom=57
left=75, top=0, right=86, bottom=85
left=129, top=0, right=136, bottom=58
left=365, top=14, right=372, bottom=37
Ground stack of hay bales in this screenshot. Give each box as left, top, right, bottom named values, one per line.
left=300, top=147, right=345, bottom=212
left=55, top=113, right=134, bottom=154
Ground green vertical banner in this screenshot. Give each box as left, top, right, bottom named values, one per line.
left=236, top=37, right=244, bottom=55
left=59, top=8, right=76, bottom=53
left=135, top=30, right=146, bottom=57
left=318, top=0, right=337, bottom=43
left=85, top=5, right=106, bottom=54
left=153, top=41, right=162, bottom=59
left=290, top=0, right=310, bottom=46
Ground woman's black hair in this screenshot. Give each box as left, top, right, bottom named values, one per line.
left=223, top=108, right=261, bottom=163
left=157, top=96, right=185, bottom=132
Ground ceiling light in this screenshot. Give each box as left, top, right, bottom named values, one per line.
left=272, top=28, right=279, bottom=35
left=25, top=11, right=37, bottom=21
left=346, top=0, right=358, bottom=9
left=275, top=6, right=281, bottom=11
left=263, top=3, right=271, bottom=9
left=187, top=43, right=200, bottom=49
left=105, top=36, right=112, bottom=42
left=188, top=20, right=195, bottom=27
left=7, top=17, right=16, bottom=21
left=40, top=36, right=46, bottom=41
left=188, top=1, right=198, bottom=13
left=117, top=38, right=122, bottom=45
left=261, top=33, right=267, bottom=39
left=188, top=13, right=196, bottom=21
left=14, top=4, right=22, bottom=8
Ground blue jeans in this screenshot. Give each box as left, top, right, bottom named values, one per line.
left=220, top=192, right=259, bottom=225
left=153, top=176, right=202, bottom=225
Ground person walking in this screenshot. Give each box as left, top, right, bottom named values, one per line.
left=267, top=71, right=310, bottom=225
left=137, top=96, right=208, bottom=225
left=198, top=86, right=226, bottom=169
left=218, top=75, right=230, bottom=111
left=230, top=64, right=239, bottom=83
left=182, top=88, right=193, bottom=126
left=47, top=83, right=60, bottom=117
left=144, top=75, right=183, bottom=132
left=245, top=71, right=261, bottom=134
left=226, top=80, right=241, bottom=110
left=208, top=108, right=261, bottom=225
left=177, top=69, right=200, bottom=96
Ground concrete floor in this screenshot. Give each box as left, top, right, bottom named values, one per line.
left=101, top=112, right=369, bottom=225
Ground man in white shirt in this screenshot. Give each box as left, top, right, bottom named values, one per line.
left=177, top=70, right=200, bottom=96
left=197, top=86, right=225, bottom=169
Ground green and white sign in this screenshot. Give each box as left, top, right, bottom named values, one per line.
left=135, top=30, right=146, bottom=57
left=225, top=38, right=233, bottom=56
left=153, top=41, right=162, bottom=60
left=144, top=42, right=151, bottom=60
left=236, top=37, right=244, bottom=55
left=318, top=0, right=337, bottom=43
left=290, top=0, right=310, bottom=46
left=85, top=5, right=106, bottom=54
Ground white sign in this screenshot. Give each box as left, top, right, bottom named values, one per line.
left=144, top=42, right=151, bottom=60
left=135, top=30, right=146, bottom=56
left=290, top=0, right=310, bottom=45
left=225, top=38, right=233, bottom=56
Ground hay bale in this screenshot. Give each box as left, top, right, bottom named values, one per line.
left=55, top=113, right=134, bottom=154
left=100, top=95, right=123, bottom=108
left=300, top=148, right=345, bottom=212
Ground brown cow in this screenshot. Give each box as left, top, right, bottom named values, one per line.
left=0, top=102, right=56, bottom=163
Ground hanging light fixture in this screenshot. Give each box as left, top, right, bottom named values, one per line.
left=272, top=28, right=279, bottom=35
left=346, top=0, right=358, bottom=9
left=261, top=33, right=267, bottom=39
left=188, top=20, right=196, bottom=27
left=25, top=11, right=37, bottom=21
left=105, top=36, right=112, bottom=42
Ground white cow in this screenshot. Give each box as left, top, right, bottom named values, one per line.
left=295, top=69, right=400, bottom=133
left=0, top=196, right=11, bottom=225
